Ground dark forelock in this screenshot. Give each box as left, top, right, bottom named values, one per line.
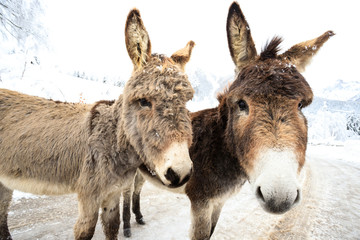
left=260, top=36, right=283, bottom=61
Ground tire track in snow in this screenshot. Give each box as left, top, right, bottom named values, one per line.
left=306, top=157, right=360, bottom=240
left=267, top=156, right=360, bottom=240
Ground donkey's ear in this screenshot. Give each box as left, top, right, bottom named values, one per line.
left=280, top=31, right=335, bottom=72
left=227, top=1, right=257, bottom=72
left=171, top=41, right=195, bottom=71
left=125, top=9, right=152, bottom=69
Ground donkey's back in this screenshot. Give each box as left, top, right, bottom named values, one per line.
left=0, top=88, right=90, bottom=195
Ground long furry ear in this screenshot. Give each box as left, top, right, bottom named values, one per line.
left=226, top=1, right=257, bottom=72
left=171, top=41, right=195, bottom=71
left=125, top=9, right=152, bottom=70
left=280, top=31, right=335, bottom=72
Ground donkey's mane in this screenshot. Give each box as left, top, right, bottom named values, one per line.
left=217, top=36, right=286, bottom=103
left=259, top=36, right=283, bottom=60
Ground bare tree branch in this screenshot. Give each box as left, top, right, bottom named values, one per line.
left=0, top=13, right=23, bottom=30
left=0, top=0, right=47, bottom=48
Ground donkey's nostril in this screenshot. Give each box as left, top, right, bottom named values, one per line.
left=256, top=186, right=265, bottom=202
left=165, top=168, right=180, bottom=186
left=294, top=189, right=301, bottom=204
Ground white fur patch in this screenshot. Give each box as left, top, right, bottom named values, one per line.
left=249, top=148, right=300, bottom=205
left=250, top=148, right=298, bottom=183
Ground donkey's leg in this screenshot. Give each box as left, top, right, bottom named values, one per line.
left=74, top=196, right=99, bottom=240
left=0, top=183, right=13, bottom=240
left=189, top=199, right=212, bottom=240
left=132, top=172, right=146, bottom=225
left=122, top=188, right=132, bottom=237
left=209, top=201, right=224, bottom=238
left=100, top=191, right=121, bottom=240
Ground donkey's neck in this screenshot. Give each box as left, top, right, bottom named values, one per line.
left=189, top=106, right=246, bottom=198
left=87, top=97, right=141, bottom=174
left=190, top=105, right=234, bottom=160
left=113, top=96, right=141, bottom=165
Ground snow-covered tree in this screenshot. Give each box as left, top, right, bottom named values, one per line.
left=0, top=0, right=47, bottom=50
left=347, top=114, right=360, bottom=136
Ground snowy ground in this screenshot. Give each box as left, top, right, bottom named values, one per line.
left=7, top=142, right=360, bottom=240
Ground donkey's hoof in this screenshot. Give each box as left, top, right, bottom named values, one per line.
left=124, top=228, right=132, bottom=238
left=136, top=217, right=146, bottom=225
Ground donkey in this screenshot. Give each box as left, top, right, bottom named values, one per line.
left=0, top=8, right=195, bottom=240
left=121, top=2, right=334, bottom=239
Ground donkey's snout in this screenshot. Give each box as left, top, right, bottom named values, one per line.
left=255, top=185, right=301, bottom=214
left=251, top=148, right=303, bottom=214
left=157, top=141, right=193, bottom=188
left=165, top=166, right=192, bottom=188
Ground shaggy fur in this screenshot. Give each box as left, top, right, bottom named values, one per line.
left=0, top=8, right=195, bottom=240
left=121, top=2, right=333, bottom=240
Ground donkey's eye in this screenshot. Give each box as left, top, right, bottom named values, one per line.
left=139, top=98, right=152, bottom=108
left=237, top=100, right=248, bottom=112
left=298, top=101, right=304, bottom=110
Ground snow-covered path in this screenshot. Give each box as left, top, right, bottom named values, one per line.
left=8, top=145, right=360, bottom=239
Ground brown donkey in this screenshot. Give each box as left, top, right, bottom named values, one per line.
left=122, top=2, right=334, bottom=239
left=0, top=9, right=195, bottom=240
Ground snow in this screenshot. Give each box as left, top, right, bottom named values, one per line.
left=319, top=79, right=360, bottom=101
left=1, top=0, right=360, bottom=239
left=1, top=66, right=122, bottom=103
left=309, top=140, right=360, bottom=163
left=12, top=191, right=42, bottom=202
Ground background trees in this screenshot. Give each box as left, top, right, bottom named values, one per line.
left=0, top=0, right=47, bottom=51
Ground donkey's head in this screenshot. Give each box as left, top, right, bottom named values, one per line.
left=122, top=9, right=195, bottom=188
left=222, top=2, right=333, bottom=213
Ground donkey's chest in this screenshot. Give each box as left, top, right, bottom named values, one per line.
left=188, top=165, right=246, bottom=201
left=196, top=154, right=246, bottom=195
left=212, top=173, right=246, bottom=198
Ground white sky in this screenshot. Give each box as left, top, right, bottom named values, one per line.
left=43, top=0, right=359, bottom=92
